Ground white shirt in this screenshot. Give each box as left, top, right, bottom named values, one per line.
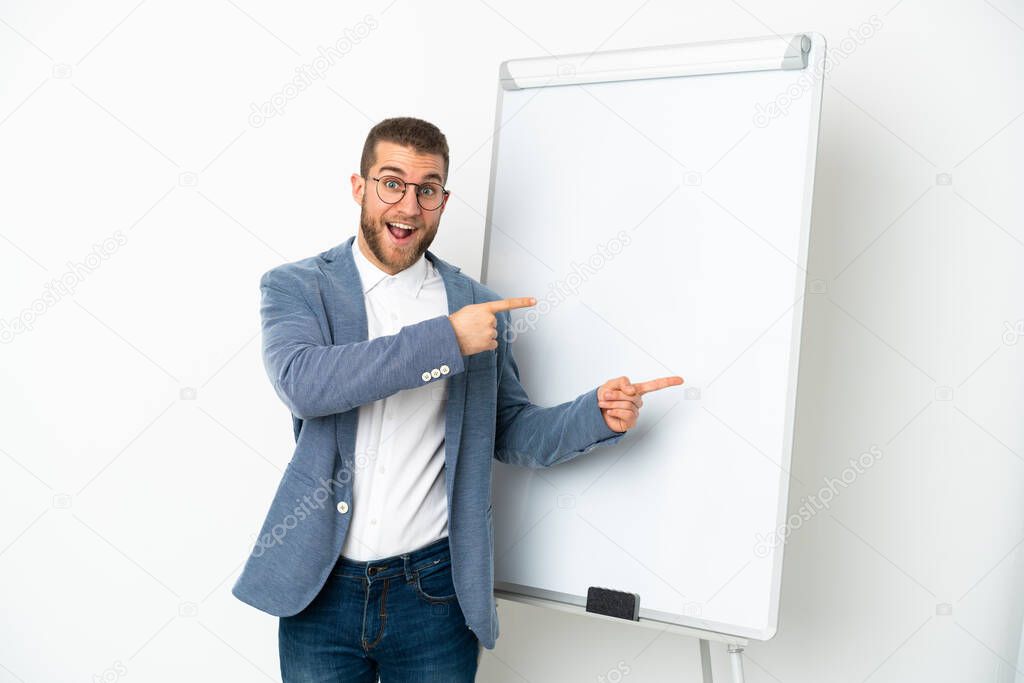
left=340, top=243, right=451, bottom=560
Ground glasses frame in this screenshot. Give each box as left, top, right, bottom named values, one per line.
left=371, top=175, right=450, bottom=211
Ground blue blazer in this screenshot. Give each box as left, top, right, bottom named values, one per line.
left=231, top=235, right=626, bottom=649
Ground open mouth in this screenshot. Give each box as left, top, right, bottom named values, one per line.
left=386, top=221, right=418, bottom=244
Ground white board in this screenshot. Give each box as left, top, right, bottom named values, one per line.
left=482, top=33, right=825, bottom=640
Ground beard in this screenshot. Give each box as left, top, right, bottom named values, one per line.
left=359, top=202, right=436, bottom=273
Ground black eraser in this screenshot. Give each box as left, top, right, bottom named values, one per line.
left=586, top=587, right=640, bottom=621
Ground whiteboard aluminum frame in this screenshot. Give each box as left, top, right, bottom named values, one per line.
left=500, top=34, right=811, bottom=90
left=480, top=32, right=827, bottom=642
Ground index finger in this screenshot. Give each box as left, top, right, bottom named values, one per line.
left=483, top=297, right=536, bottom=313
left=633, top=375, right=684, bottom=395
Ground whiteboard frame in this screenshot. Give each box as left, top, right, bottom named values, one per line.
left=480, top=32, right=827, bottom=642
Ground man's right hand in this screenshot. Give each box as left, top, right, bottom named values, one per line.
left=448, top=297, right=536, bottom=356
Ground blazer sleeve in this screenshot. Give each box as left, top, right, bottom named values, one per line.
left=493, top=310, right=626, bottom=468
left=260, top=269, right=465, bottom=419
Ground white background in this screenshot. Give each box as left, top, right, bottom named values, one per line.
left=1, top=1, right=1023, bottom=682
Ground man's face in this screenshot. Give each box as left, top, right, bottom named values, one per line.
left=351, top=140, right=448, bottom=275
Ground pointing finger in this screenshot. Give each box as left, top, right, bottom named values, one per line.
left=632, top=375, right=684, bottom=395
left=484, top=297, right=536, bottom=313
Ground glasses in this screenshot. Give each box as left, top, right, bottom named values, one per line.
left=371, top=175, right=449, bottom=211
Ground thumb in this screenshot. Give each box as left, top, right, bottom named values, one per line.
left=603, top=376, right=634, bottom=400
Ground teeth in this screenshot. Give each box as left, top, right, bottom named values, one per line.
left=388, top=222, right=416, bottom=231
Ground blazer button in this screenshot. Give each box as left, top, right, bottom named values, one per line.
left=431, top=368, right=441, bottom=378
left=421, top=371, right=432, bottom=382
left=336, top=501, right=349, bottom=514
left=440, top=364, right=450, bottom=375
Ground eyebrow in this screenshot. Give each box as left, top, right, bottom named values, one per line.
left=377, top=165, right=444, bottom=183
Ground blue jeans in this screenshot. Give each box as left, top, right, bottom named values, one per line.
left=279, top=536, right=481, bottom=682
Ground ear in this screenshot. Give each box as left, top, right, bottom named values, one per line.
left=350, top=173, right=365, bottom=205
left=439, top=191, right=450, bottom=216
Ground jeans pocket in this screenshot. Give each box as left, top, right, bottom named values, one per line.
left=413, top=557, right=458, bottom=604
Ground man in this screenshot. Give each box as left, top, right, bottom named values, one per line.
left=232, top=117, right=683, bottom=681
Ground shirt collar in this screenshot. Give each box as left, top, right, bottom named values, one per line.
left=352, top=240, right=429, bottom=298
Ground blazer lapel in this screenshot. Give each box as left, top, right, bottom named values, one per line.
left=319, top=237, right=368, bottom=478
left=428, top=250, right=472, bottom=503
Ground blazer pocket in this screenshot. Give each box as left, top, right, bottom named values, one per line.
left=285, top=462, right=317, bottom=487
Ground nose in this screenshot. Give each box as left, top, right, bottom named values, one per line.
left=395, top=185, right=423, bottom=215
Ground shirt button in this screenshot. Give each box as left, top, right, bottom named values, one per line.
left=421, top=371, right=432, bottom=382
left=336, top=501, right=349, bottom=514
left=431, top=368, right=441, bottom=378
left=439, top=364, right=450, bottom=375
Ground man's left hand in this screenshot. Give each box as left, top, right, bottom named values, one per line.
left=597, top=375, right=684, bottom=433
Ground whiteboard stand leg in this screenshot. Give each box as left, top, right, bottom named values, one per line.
left=698, top=639, right=713, bottom=683
left=727, top=644, right=746, bottom=683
